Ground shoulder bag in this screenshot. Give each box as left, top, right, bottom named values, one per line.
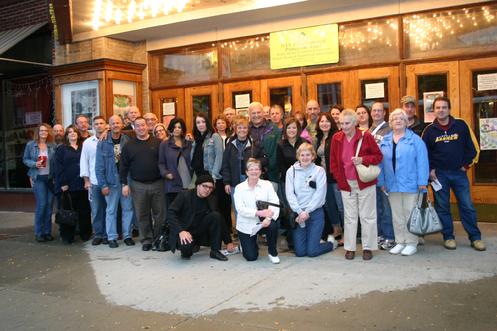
left=407, top=192, right=443, bottom=235
left=55, top=191, right=78, bottom=227
left=355, top=131, right=381, bottom=182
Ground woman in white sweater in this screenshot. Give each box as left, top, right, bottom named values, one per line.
left=286, top=143, right=334, bottom=257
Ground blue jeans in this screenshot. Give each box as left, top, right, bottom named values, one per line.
left=104, top=185, right=134, bottom=240
left=376, top=186, right=394, bottom=240
left=238, top=220, right=279, bottom=261
left=90, top=184, right=107, bottom=238
left=33, top=175, right=54, bottom=236
left=434, top=169, right=481, bottom=241
left=331, top=183, right=344, bottom=226
left=293, top=208, right=333, bottom=257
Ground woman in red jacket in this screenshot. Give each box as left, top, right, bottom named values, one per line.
left=330, top=109, right=383, bottom=261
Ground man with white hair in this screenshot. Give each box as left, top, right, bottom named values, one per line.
left=123, top=106, right=141, bottom=131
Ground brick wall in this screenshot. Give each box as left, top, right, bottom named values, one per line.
left=54, top=37, right=149, bottom=112
left=0, top=0, right=50, bottom=31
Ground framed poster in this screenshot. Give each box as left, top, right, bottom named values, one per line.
left=423, top=91, right=444, bottom=123
left=61, top=80, right=100, bottom=128
left=113, top=80, right=137, bottom=118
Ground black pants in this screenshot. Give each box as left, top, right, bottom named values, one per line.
left=238, top=220, right=279, bottom=261
left=215, top=179, right=232, bottom=234
left=59, top=190, right=92, bottom=242
left=178, top=211, right=224, bottom=258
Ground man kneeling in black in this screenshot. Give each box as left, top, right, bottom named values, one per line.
left=168, top=174, right=228, bottom=261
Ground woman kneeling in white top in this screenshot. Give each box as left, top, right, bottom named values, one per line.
left=234, top=158, right=281, bottom=264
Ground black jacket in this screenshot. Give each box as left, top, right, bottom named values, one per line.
left=315, top=133, right=337, bottom=183
left=167, top=189, right=219, bottom=253
left=276, top=137, right=305, bottom=182
left=221, top=137, right=267, bottom=187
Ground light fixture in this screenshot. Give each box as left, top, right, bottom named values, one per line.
left=92, top=0, right=192, bottom=30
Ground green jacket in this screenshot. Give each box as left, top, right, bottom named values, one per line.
left=262, top=125, right=282, bottom=182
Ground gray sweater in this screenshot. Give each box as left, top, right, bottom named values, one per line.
left=285, top=162, right=327, bottom=215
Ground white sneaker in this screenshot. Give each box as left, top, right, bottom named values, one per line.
left=389, top=244, right=405, bottom=255
left=401, top=245, right=417, bottom=256
left=327, top=235, right=338, bottom=249
left=268, top=254, right=280, bottom=264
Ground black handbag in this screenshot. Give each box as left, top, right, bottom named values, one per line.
left=55, top=192, right=78, bottom=227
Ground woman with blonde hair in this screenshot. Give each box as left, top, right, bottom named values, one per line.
left=23, top=123, right=56, bottom=242
left=286, top=143, right=334, bottom=257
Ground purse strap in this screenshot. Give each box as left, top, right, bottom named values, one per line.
left=355, top=131, right=365, bottom=157
left=61, top=191, right=74, bottom=211
left=416, top=191, right=424, bottom=208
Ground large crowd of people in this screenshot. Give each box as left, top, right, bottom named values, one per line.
left=23, top=95, right=487, bottom=264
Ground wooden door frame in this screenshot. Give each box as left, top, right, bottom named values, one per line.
left=405, top=61, right=460, bottom=117
left=150, top=88, right=185, bottom=124
left=355, top=66, right=400, bottom=110
left=260, top=76, right=303, bottom=113
left=306, top=71, right=353, bottom=109
left=223, top=80, right=261, bottom=110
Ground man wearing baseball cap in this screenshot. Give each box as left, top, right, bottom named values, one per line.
left=167, top=174, right=229, bottom=261
left=401, top=95, right=426, bottom=136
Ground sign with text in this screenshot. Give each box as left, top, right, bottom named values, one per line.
left=270, top=24, right=339, bottom=70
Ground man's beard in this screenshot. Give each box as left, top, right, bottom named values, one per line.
left=54, top=135, right=64, bottom=145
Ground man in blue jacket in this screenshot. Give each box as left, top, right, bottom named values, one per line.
left=95, top=115, right=134, bottom=248
left=422, top=96, right=485, bottom=251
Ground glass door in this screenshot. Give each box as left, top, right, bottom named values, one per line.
left=460, top=57, right=497, bottom=204
left=185, top=85, right=219, bottom=132
left=307, top=71, right=351, bottom=110
left=406, top=61, right=460, bottom=123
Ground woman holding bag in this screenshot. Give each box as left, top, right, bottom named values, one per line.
left=378, top=109, right=429, bottom=256
left=330, top=109, right=383, bottom=260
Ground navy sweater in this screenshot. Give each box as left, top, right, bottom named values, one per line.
left=422, top=116, right=479, bottom=171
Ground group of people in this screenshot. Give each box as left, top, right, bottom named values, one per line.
left=23, top=94, right=486, bottom=265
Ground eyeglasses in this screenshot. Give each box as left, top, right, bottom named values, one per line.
left=200, top=184, right=214, bottom=190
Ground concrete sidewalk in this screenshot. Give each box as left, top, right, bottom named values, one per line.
left=1, top=211, right=497, bottom=330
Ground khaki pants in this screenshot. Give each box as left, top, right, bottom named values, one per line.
left=341, top=180, right=378, bottom=251
left=388, top=192, right=419, bottom=245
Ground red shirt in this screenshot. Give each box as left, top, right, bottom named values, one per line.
left=342, top=137, right=357, bottom=180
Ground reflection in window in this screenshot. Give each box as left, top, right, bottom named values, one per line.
left=472, top=70, right=497, bottom=184
left=417, top=74, right=447, bottom=123
left=192, top=95, right=212, bottom=123
left=159, top=47, right=218, bottom=85
left=361, top=78, right=389, bottom=110
left=269, top=87, right=292, bottom=114
left=404, top=4, right=497, bottom=58
left=318, top=83, right=342, bottom=112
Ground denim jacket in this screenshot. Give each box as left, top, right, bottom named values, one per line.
left=95, top=133, right=130, bottom=189
left=191, top=132, right=223, bottom=180
left=378, top=129, right=429, bottom=193
left=23, top=140, right=57, bottom=180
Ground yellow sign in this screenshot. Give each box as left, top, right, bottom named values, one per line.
left=270, top=24, right=339, bottom=70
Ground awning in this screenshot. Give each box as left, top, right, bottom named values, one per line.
left=0, top=23, right=47, bottom=56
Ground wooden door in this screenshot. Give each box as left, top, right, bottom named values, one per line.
left=260, top=76, right=302, bottom=114
left=406, top=61, right=460, bottom=121
left=307, top=71, right=353, bottom=110
left=354, top=66, right=400, bottom=111
left=185, top=85, right=219, bottom=132
left=150, top=88, right=185, bottom=126
left=460, top=56, right=497, bottom=204
left=223, top=80, right=261, bottom=112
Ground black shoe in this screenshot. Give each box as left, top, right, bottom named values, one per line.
left=192, top=245, right=200, bottom=253
left=124, top=238, right=135, bottom=246
left=62, top=239, right=72, bottom=245
left=102, top=238, right=109, bottom=245
left=108, top=240, right=118, bottom=248
left=36, top=235, right=46, bottom=243
left=181, top=252, right=192, bottom=260
left=210, top=250, right=228, bottom=261
left=43, top=234, right=54, bottom=241
left=142, top=243, right=152, bottom=251
left=91, top=237, right=103, bottom=246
